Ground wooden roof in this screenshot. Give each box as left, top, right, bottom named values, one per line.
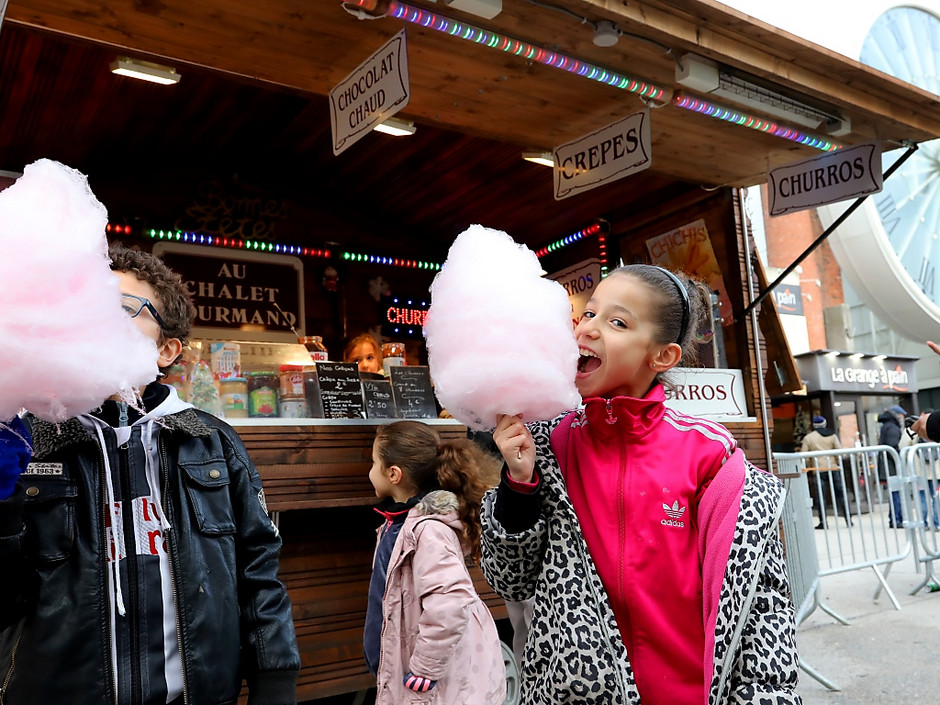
left=2, top=0, right=939, bottom=254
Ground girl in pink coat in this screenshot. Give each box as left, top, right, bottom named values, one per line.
left=364, top=420, right=506, bottom=704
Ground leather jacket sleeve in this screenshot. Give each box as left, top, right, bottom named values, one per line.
left=216, top=423, right=301, bottom=704
left=0, top=485, right=32, bottom=631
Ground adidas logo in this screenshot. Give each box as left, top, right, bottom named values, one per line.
left=661, top=500, right=686, bottom=528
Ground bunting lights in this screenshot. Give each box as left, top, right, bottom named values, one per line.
left=349, top=0, right=668, bottom=101
left=671, top=93, right=839, bottom=152
left=147, top=229, right=332, bottom=258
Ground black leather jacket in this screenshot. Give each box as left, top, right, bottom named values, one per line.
left=0, top=408, right=300, bottom=705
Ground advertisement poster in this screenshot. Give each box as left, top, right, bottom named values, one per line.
left=645, top=219, right=732, bottom=324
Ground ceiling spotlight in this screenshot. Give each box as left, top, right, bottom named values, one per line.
left=373, top=117, right=417, bottom=136
left=675, top=53, right=848, bottom=134
left=523, top=151, right=555, bottom=167
left=110, top=57, right=181, bottom=85
left=443, top=0, right=502, bottom=19
left=593, top=20, right=620, bottom=47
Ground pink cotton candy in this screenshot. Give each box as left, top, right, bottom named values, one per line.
left=424, top=224, right=581, bottom=431
left=0, top=159, right=159, bottom=422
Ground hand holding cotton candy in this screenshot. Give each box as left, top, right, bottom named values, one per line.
left=424, top=224, right=580, bottom=431
left=0, top=159, right=159, bottom=422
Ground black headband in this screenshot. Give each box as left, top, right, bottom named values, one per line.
left=650, top=265, right=690, bottom=344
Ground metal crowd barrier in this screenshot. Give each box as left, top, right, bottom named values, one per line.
left=778, top=468, right=845, bottom=691
left=775, top=445, right=912, bottom=610
left=900, top=441, right=940, bottom=594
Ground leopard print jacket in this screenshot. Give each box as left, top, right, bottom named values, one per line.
left=481, top=417, right=802, bottom=705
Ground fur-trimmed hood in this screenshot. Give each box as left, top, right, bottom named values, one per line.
left=27, top=408, right=213, bottom=459
left=411, top=489, right=465, bottom=538
left=413, top=489, right=460, bottom=516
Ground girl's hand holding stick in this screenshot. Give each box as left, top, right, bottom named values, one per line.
left=494, top=414, right=536, bottom=483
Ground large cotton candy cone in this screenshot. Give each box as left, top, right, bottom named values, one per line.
left=0, top=159, right=159, bottom=422
left=424, top=224, right=580, bottom=431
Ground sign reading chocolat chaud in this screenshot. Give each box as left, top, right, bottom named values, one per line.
left=152, top=242, right=304, bottom=343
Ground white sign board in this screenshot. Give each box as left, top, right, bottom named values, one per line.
left=554, top=109, right=651, bottom=200
left=548, top=259, right=601, bottom=327
left=663, top=368, right=752, bottom=422
left=768, top=141, right=882, bottom=216
left=330, top=30, right=410, bottom=156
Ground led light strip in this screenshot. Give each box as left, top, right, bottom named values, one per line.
left=350, top=0, right=668, bottom=100
left=347, top=1, right=841, bottom=152
left=672, top=92, right=840, bottom=151
left=147, top=229, right=332, bottom=258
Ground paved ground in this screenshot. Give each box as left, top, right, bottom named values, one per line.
left=795, top=525, right=940, bottom=705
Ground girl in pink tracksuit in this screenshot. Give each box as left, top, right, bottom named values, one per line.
left=483, top=264, right=801, bottom=705
left=364, top=420, right=506, bottom=704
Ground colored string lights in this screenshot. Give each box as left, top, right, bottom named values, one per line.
left=671, top=93, right=840, bottom=152
left=342, top=250, right=442, bottom=270
left=534, top=222, right=604, bottom=258
left=143, top=224, right=607, bottom=273
left=147, top=229, right=331, bottom=258
left=350, top=0, right=668, bottom=101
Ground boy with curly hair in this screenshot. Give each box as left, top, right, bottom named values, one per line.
left=0, top=244, right=300, bottom=705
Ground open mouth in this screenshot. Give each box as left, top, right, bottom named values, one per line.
left=578, top=348, right=601, bottom=375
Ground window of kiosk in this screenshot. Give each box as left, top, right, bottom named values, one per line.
left=164, top=338, right=446, bottom=424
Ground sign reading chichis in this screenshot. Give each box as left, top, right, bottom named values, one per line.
left=330, top=30, right=410, bottom=156
left=768, top=141, right=882, bottom=216
left=553, top=109, right=651, bottom=200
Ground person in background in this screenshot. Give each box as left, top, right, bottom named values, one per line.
left=0, top=244, right=300, bottom=705
left=343, top=332, right=384, bottom=375
left=911, top=341, right=940, bottom=442
left=801, top=415, right=851, bottom=529
left=878, top=404, right=906, bottom=528
left=364, top=420, right=506, bottom=705
left=482, top=264, right=800, bottom=705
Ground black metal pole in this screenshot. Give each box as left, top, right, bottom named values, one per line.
left=738, top=142, right=919, bottom=322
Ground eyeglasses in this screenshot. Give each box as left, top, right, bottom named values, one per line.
left=121, top=293, right=169, bottom=331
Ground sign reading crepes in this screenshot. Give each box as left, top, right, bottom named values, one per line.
left=663, top=368, right=751, bottom=422
left=330, top=30, right=410, bottom=156
left=554, top=109, right=651, bottom=200
left=153, top=242, right=304, bottom=343
left=768, top=141, right=882, bottom=216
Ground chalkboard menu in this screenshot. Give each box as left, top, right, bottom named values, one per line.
left=362, top=379, right=397, bottom=419
left=390, top=366, right=438, bottom=419
left=314, top=362, right=365, bottom=419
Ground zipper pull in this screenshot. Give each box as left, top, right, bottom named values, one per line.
left=605, top=399, right=618, bottom=425
left=118, top=402, right=128, bottom=428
